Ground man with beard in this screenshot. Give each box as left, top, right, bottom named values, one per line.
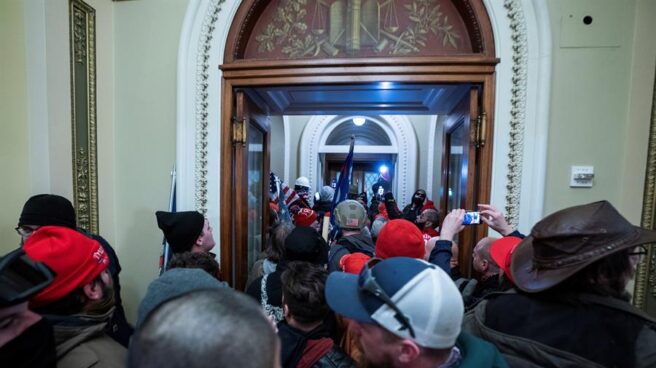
left=415, top=208, right=440, bottom=241
left=23, top=226, right=126, bottom=367
left=402, top=190, right=427, bottom=224
left=16, top=194, right=132, bottom=347
left=325, top=257, right=508, bottom=368
left=464, top=201, right=656, bottom=367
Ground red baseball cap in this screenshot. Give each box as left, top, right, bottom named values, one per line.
left=23, top=226, right=109, bottom=307
left=490, top=236, right=522, bottom=283
left=339, top=252, right=371, bottom=274
left=294, top=208, right=318, bottom=227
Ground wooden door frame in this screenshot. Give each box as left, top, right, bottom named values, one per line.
left=231, top=91, right=271, bottom=289
left=220, top=63, right=497, bottom=285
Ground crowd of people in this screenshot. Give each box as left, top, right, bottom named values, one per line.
left=2, top=186, right=656, bottom=368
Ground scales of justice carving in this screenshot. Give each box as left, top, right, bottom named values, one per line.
left=255, top=0, right=462, bottom=58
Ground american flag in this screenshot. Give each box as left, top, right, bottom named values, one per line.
left=269, top=172, right=308, bottom=209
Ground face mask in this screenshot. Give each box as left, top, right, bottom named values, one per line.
left=413, top=195, right=425, bottom=205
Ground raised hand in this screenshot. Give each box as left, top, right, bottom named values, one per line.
left=478, top=204, right=514, bottom=236
left=439, top=209, right=466, bottom=242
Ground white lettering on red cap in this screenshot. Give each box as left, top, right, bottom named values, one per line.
left=93, top=247, right=107, bottom=264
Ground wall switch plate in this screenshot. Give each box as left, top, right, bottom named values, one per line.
left=570, top=166, right=594, bottom=187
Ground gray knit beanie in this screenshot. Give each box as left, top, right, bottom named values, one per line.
left=136, top=268, right=227, bottom=328
left=319, top=186, right=335, bottom=202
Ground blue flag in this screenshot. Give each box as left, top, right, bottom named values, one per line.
left=329, top=137, right=355, bottom=239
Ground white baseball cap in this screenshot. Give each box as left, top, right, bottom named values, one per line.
left=325, top=257, right=464, bottom=349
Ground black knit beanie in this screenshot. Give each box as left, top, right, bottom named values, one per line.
left=156, top=211, right=205, bottom=253
left=18, top=194, right=77, bottom=229
left=284, top=227, right=328, bottom=265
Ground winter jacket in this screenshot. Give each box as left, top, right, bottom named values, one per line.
left=278, top=321, right=355, bottom=368
left=451, top=332, right=509, bottom=368
left=0, top=317, right=57, bottom=368
left=428, top=239, right=453, bottom=276
left=46, top=308, right=127, bottom=368
left=402, top=203, right=422, bottom=224
left=463, top=291, right=656, bottom=368
left=327, top=234, right=374, bottom=272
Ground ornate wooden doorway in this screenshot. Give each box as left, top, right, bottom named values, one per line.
left=220, top=0, right=498, bottom=288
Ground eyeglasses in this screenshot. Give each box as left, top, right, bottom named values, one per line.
left=358, top=258, right=416, bottom=338
left=15, top=226, right=39, bottom=238
left=628, top=245, right=649, bottom=263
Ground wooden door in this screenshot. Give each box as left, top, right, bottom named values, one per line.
left=233, top=90, right=270, bottom=290
left=440, top=87, right=485, bottom=277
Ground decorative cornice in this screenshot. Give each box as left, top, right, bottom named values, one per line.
left=459, top=0, right=484, bottom=53
left=195, top=0, right=225, bottom=214
left=503, top=0, right=528, bottom=228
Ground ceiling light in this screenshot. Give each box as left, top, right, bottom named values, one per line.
left=352, top=117, right=366, bottom=126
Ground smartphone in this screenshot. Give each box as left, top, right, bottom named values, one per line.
left=463, top=211, right=480, bottom=225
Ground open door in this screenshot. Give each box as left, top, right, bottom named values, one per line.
left=440, top=86, right=487, bottom=277
left=232, top=90, right=271, bottom=290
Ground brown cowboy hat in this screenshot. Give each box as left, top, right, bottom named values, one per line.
left=510, top=200, right=656, bottom=293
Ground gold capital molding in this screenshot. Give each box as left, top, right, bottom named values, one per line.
left=69, top=0, right=98, bottom=233
left=633, top=62, right=656, bottom=314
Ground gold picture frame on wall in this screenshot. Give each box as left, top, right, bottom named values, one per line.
left=69, top=0, right=99, bottom=234
left=633, top=64, right=656, bottom=316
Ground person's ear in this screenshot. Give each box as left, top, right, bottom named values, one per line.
left=398, top=339, right=421, bottom=364
left=82, top=280, right=103, bottom=301
left=481, top=259, right=488, bottom=270
left=282, top=303, right=292, bottom=321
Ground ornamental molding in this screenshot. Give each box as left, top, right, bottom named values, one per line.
left=194, top=0, right=225, bottom=214
left=70, top=0, right=98, bottom=233
left=634, top=63, right=656, bottom=308
left=299, top=115, right=417, bottom=206
left=178, top=0, right=551, bottom=239
left=502, top=0, right=528, bottom=228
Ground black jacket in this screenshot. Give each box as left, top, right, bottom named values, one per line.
left=327, top=233, right=374, bottom=272
left=278, top=322, right=355, bottom=368
left=463, top=290, right=656, bottom=368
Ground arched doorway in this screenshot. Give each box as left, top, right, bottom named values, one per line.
left=219, top=0, right=498, bottom=288
left=299, top=115, right=419, bottom=206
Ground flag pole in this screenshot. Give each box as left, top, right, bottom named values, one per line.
left=159, top=165, right=176, bottom=275
left=328, top=135, right=355, bottom=242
